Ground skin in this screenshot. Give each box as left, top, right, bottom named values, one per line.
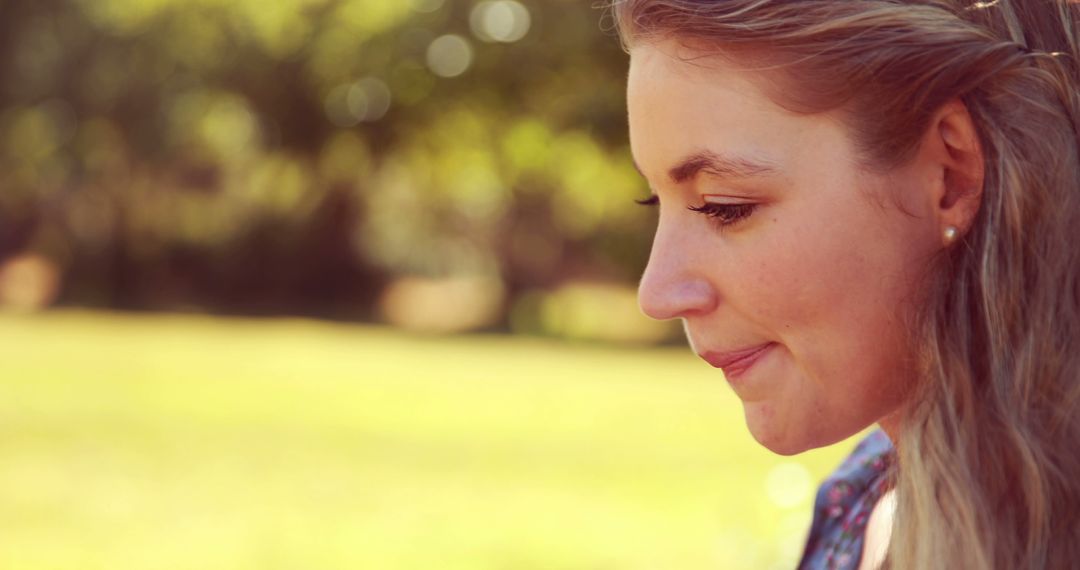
left=627, top=39, right=983, bottom=456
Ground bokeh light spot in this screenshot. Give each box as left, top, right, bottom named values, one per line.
left=470, top=1, right=531, bottom=43
left=197, top=96, right=258, bottom=157
left=379, top=274, right=505, bottom=333
left=325, top=78, right=392, bottom=127
left=765, top=462, right=813, bottom=509
left=426, top=35, right=473, bottom=78
left=347, top=78, right=392, bottom=123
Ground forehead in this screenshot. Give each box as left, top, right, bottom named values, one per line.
left=626, top=40, right=834, bottom=184
left=628, top=41, right=783, bottom=116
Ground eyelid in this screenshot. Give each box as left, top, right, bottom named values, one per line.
left=635, top=194, right=659, bottom=206
left=702, top=194, right=755, bottom=205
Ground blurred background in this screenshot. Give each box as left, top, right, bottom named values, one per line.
left=0, top=0, right=857, bottom=568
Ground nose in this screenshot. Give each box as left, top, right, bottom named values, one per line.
left=637, top=225, right=719, bottom=321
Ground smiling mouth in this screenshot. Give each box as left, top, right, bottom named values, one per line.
left=699, top=343, right=775, bottom=378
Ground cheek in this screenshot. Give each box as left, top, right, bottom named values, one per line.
left=738, top=227, right=866, bottom=330
left=733, top=211, right=912, bottom=373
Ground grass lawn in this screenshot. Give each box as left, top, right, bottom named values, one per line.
left=0, top=310, right=860, bottom=570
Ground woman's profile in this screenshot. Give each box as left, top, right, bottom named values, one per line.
left=611, top=0, right=1080, bottom=568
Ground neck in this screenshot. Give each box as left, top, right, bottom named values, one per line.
left=877, top=411, right=903, bottom=455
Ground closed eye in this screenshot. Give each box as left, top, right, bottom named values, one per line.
left=635, top=195, right=659, bottom=206
left=687, top=202, right=757, bottom=228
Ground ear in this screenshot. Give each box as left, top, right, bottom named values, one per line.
left=924, top=100, right=985, bottom=245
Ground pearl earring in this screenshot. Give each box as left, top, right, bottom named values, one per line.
left=944, top=226, right=959, bottom=243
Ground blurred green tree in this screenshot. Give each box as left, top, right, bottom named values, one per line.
left=0, top=0, right=660, bottom=335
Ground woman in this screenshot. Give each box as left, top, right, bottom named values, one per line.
left=612, top=0, right=1080, bottom=568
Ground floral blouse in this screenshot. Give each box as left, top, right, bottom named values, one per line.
left=797, top=430, right=896, bottom=570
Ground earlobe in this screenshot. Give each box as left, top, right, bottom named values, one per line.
left=944, top=225, right=959, bottom=245
left=932, top=100, right=985, bottom=244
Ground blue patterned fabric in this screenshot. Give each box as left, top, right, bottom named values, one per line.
left=797, top=430, right=896, bottom=570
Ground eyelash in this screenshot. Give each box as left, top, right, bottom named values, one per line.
left=688, top=202, right=757, bottom=228
left=635, top=195, right=758, bottom=229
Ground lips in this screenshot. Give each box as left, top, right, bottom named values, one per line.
left=700, top=342, right=775, bottom=378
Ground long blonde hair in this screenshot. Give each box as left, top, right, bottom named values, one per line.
left=611, top=1, right=1080, bottom=567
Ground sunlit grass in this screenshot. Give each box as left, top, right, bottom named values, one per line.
left=0, top=310, right=857, bottom=569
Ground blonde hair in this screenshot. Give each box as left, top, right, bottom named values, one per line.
left=611, top=1, right=1080, bottom=567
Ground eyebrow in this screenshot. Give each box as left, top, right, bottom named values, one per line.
left=633, top=150, right=780, bottom=185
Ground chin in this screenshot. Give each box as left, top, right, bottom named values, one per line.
left=743, top=403, right=830, bottom=456
left=748, top=428, right=811, bottom=456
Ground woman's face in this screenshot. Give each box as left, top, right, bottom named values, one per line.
left=628, top=40, right=942, bottom=454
